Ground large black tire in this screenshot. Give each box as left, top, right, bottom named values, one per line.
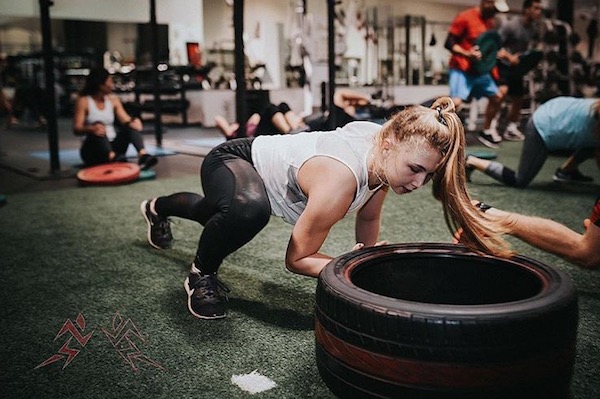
left=315, top=243, right=578, bottom=399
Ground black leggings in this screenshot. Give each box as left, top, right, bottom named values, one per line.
left=255, top=102, right=292, bottom=136
left=483, top=118, right=595, bottom=187
left=80, top=126, right=145, bottom=166
left=154, top=138, right=271, bottom=274
left=483, top=118, right=548, bottom=187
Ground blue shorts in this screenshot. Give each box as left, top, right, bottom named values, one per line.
left=449, top=69, right=499, bottom=101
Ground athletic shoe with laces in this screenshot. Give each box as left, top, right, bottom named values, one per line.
left=140, top=199, right=173, bottom=249
left=476, top=130, right=501, bottom=149
left=552, top=168, right=594, bottom=184
left=138, top=154, right=158, bottom=170
left=503, top=123, right=525, bottom=141
left=184, top=271, right=230, bottom=319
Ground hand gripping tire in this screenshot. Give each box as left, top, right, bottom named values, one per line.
left=315, top=243, right=578, bottom=399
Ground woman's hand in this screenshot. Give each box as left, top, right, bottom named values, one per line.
left=90, top=122, right=107, bottom=137
left=352, top=240, right=389, bottom=251
left=128, top=117, right=143, bottom=131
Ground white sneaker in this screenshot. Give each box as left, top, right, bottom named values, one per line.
left=489, top=118, right=498, bottom=131
left=503, top=123, right=525, bottom=141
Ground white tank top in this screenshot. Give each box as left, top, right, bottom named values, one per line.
left=251, top=121, right=383, bottom=225
left=86, top=95, right=116, bottom=141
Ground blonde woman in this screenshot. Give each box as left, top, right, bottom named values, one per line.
left=141, top=97, right=511, bottom=320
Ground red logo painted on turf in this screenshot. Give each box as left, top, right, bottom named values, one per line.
left=35, top=311, right=166, bottom=373
left=101, top=311, right=167, bottom=372
left=35, top=313, right=94, bottom=370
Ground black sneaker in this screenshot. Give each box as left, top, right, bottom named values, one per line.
left=140, top=199, right=173, bottom=249
left=476, top=131, right=501, bottom=149
left=553, top=168, right=594, bottom=183
left=139, top=154, right=158, bottom=171
left=184, top=272, right=230, bottom=319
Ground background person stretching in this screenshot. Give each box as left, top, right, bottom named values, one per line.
left=214, top=89, right=373, bottom=140
left=466, top=97, right=599, bottom=186
left=140, top=97, right=512, bottom=320
left=73, top=67, right=158, bottom=169
left=214, top=101, right=307, bottom=139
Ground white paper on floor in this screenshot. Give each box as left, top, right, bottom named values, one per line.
left=231, top=369, right=277, bottom=394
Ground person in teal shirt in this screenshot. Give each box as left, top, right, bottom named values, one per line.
left=466, top=97, right=599, bottom=186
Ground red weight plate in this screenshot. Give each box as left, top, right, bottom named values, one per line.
left=77, top=162, right=141, bottom=186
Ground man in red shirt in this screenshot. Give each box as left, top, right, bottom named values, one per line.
left=445, top=0, right=509, bottom=148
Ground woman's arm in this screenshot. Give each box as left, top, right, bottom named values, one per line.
left=285, top=156, right=357, bottom=277
left=72, top=96, right=104, bottom=136
left=355, top=188, right=387, bottom=247
left=111, top=95, right=142, bottom=131
left=333, top=89, right=372, bottom=117
left=444, top=32, right=482, bottom=62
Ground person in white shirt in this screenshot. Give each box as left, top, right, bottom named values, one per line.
left=73, top=67, right=157, bottom=170
left=141, top=97, right=513, bottom=320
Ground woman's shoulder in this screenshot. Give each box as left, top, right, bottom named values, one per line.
left=75, top=94, right=90, bottom=108
left=106, top=93, right=120, bottom=105
left=340, top=120, right=383, bottom=135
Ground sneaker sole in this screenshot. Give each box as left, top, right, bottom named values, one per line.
left=140, top=200, right=167, bottom=250
left=184, top=277, right=226, bottom=320
left=476, top=135, right=500, bottom=149
left=140, top=157, right=158, bottom=171
left=503, top=135, right=525, bottom=142
left=552, top=175, right=593, bottom=184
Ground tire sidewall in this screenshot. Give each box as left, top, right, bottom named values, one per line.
left=319, top=242, right=576, bottom=320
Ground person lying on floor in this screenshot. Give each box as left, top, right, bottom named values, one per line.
left=215, top=89, right=375, bottom=140
left=73, top=67, right=158, bottom=169
left=140, top=96, right=514, bottom=320
left=214, top=101, right=308, bottom=140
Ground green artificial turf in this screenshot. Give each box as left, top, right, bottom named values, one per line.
left=1, top=140, right=599, bottom=398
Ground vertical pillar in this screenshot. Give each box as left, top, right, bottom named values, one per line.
left=556, top=0, right=573, bottom=26
left=39, top=0, right=60, bottom=173
left=150, top=0, right=163, bottom=146
left=404, top=15, right=411, bottom=85
left=234, top=0, right=247, bottom=137
left=327, top=0, right=336, bottom=129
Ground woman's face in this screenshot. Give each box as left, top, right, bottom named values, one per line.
left=100, top=76, right=114, bottom=94
left=381, top=139, right=442, bottom=195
